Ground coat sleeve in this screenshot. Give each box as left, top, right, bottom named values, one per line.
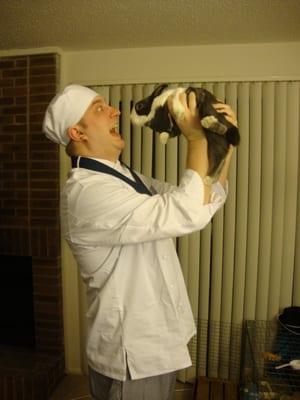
left=138, top=174, right=177, bottom=195
left=62, top=169, right=227, bottom=246
left=138, top=172, right=228, bottom=198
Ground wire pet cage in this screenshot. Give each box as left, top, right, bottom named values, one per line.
left=241, top=318, right=300, bottom=399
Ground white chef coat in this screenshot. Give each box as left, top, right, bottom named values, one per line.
left=61, top=157, right=227, bottom=381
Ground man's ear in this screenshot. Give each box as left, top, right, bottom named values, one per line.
left=67, top=125, right=87, bottom=142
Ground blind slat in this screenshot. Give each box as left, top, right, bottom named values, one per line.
left=141, top=85, right=154, bottom=177
left=268, top=82, right=287, bottom=318
left=221, top=82, right=238, bottom=324
left=244, top=82, right=262, bottom=320
left=232, top=83, right=250, bottom=324
left=256, top=82, right=275, bottom=320
left=132, top=85, right=143, bottom=172
left=280, top=82, right=300, bottom=309
left=120, top=85, right=132, bottom=165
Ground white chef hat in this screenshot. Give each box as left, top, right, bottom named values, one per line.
left=42, top=84, right=99, bottom=146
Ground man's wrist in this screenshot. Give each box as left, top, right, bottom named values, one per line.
left=186, top=135, right=207, bottom=144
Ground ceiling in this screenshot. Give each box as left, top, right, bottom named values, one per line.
left=1, top=0, right=300, bottom=51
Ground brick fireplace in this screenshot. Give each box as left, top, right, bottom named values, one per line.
left=0, top=53, right=64, bottom=399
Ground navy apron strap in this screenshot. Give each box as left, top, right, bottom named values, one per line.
left=71, top=156, right=153, bottom=196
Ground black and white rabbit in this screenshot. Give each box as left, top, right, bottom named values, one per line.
left=131, top=84, right=240, bottom=181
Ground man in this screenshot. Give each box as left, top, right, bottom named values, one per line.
left=43, top=84, right=236, bottom=400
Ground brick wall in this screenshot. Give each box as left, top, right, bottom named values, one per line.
left=0, top=53, right=64, bottom=399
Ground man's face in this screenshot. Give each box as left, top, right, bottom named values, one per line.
left=80, top=95, right=124, bottom=157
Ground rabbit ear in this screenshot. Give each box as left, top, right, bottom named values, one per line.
left=152, top=84, right=168, bottom=98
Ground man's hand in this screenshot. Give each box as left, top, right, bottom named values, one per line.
left=168, top=91, right=206, bottom=142
left=213, top=102, right=238, bottom=128
left=168, top=91, right=238, bottom=141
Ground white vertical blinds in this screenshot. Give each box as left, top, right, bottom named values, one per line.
left=87, top=81, right=300, bottom=381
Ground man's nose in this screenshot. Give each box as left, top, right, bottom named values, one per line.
left=109, top=106, right=121, bottom=117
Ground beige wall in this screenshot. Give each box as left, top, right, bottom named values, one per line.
left=62, top=42, right=300, bottom=87
left=1, top=42, right=299, bottom=85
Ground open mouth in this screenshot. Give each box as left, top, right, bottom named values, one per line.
left=109, top=123, right=120, bottom=137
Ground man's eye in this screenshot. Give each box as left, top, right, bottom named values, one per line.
left=96, top=106, right=103, bottom=112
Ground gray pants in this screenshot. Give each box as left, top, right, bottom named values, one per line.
left=88, top=367, right=177, bottom=400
